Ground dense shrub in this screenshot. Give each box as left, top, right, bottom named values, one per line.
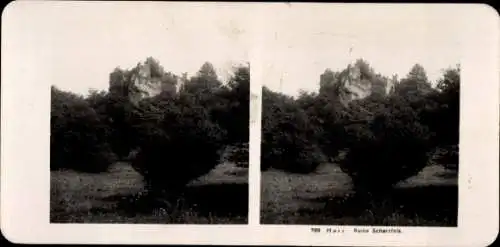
left=51, top=60, right=249, bottom=189
left=296, top=92, right=346, bottom=159
left=424, top=67, right=460, bottom=170
left=261, top=61, right=459, bottom=192
left=338, top=95, right=433, bottom=197
left=105, top=92, right=137, bottom=159
left=215, top=66, right=250, bottom=144
left=130, top=92, right=227, bottom=198
left=261, top=88, right=327, bottom=173
left=431, top=144, right=459, bottom=170
left=127, top=63, right=248, bottom=199
left=223, top=143, right=249, bottom=168
left=259, top=60, right=459, bottom=208
left=51, top=86, right=114, bottom=172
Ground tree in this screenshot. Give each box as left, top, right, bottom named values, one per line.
left=318, top=67, right=349, bottom=103
left=181, top=62, right=222, bottom=96
left=338, top=94, right=433, bottom=199
left=394, top=63, right=433, bottom=98
left=216, top=65, right=250, bottom=144
left=108, top=67, right=140, bottom=101
left=198, top=62, right=219, bottom=80
left=319, top=69, right=338, bottom=92
left=319, top=59, right=387, bottom=105
left=107, top=68, right=137, bottom=158
left=407, top=63, right=429, bottom=83
left=261, top=87, right=326, bottom=173
left=260, top=59, right=459, bottom=205
left=346, top=59, right=385, bottom=100
left=126, top=62, right=248, bottom=203
left=85, top=89, right=113, bottom=146
left=130, top=92, right=227, bottom=200
left=387, top=74, right=399, bottom=95
left=437, top=65, right=460, bottom=94
left=371, top=74, right=389, bottom=98
left=51, top=86, right=114, bottom=172
left=296, top=91, right=346, bottom=160
left=142, top=57, right=178, bottom=97
left=86, top=89, right=111, bottom=123
left=426, top=65, right=460, bottom=170
left=145, top=57, right=164, bottom=78
left=104, top=58, right=180, bottom=159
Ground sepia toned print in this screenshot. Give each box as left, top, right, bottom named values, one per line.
left=48, top=5, right=250, bottom=224
left=1, top=2, right=499, bottom=246
left=260, top=17, right=460, bottom=226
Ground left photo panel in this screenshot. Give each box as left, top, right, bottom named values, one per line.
left=47, top=3, right=250, bottom=224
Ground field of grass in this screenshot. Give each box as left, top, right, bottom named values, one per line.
left=261, top=163, right=458, bottom=226
left=51, top=162, right=248, bottom=224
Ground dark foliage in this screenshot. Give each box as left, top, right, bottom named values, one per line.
left=338, top=95, right=433, bottom=197
left=51, top=59, right=250, bottom=197
left=262, top=60, right=459, bottom=197
left=261, top=87, right=327, bottom=173
left=223, top=143, right=249, bottom=168
left=291, top=185, right=458, bottom=226
left=130, top=92, right=227, bottom=197
left=51, top=86, right=114, bottom=172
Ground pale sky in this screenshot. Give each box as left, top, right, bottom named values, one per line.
left=4, top=3, right=468, bottom=96
left=257, top=4, right=466, bottom=96
left=3, top=2, right=252, bottom=95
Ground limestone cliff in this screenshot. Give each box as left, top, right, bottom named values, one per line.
left=340, top=63, right=373, bottom=101
left=320, top=60, right=390, bottom=106
left=127, top=59, right=180, bottom=104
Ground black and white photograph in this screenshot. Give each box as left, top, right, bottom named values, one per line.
left=260, top=8, right=462, bottom=226
left=43, top=3, right=250, bottom=224
left=1, top=2, right=499, bottom=246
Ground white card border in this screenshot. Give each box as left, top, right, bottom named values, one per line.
left=1, top=2, right=498, bottom=246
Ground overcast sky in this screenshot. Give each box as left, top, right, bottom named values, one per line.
left=5, top=3, right=466, bottom=96
left=257, top=4, right=466, bottom=96
left=5, top=2, right=252, bottom=95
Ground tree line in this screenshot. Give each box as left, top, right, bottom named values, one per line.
left=262, top=59, right=459, bottom=200
left=51, top=56, right=459, bottom=202
left=51, top=57, right=249, bottom=199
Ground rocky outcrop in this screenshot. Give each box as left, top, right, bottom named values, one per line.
left=321, top=60, right=390, bottom=106
left=341, top=63, right=372, bottom=101
left=385, top=76, right=398, bottom=95
left=108, top=58, right=180, bottom=105
left=131, top=61, right=179, bottom=99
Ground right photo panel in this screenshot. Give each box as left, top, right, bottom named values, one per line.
left=260, top=9, right=460, bottom=226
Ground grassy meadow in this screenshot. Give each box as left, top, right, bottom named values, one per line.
left=261, top=163, right=458, bottom=226
left=51, top=161, right=248, bottom=224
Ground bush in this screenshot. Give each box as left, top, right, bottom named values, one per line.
left=223, top=143, right=249, bottom=168
left=261, top=131, right=325, bottom=174
left=431, top=145, right=459, bottom=170
left=213, top=65, right=250, bottom=144
left=421, top=66, right=460, bottom=170
left=338, top=95, right=432, bottom=198
left=130, top=93, right=227, bottom=198
left=279, top=142, right=326, bottom=173
left=105, top=94, right=137, bottom=159
left=297, top=92, right=345, bottom=160
left=261, top=88, right=326, bottom=173
left=51, top=87, right=114, bottom=172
